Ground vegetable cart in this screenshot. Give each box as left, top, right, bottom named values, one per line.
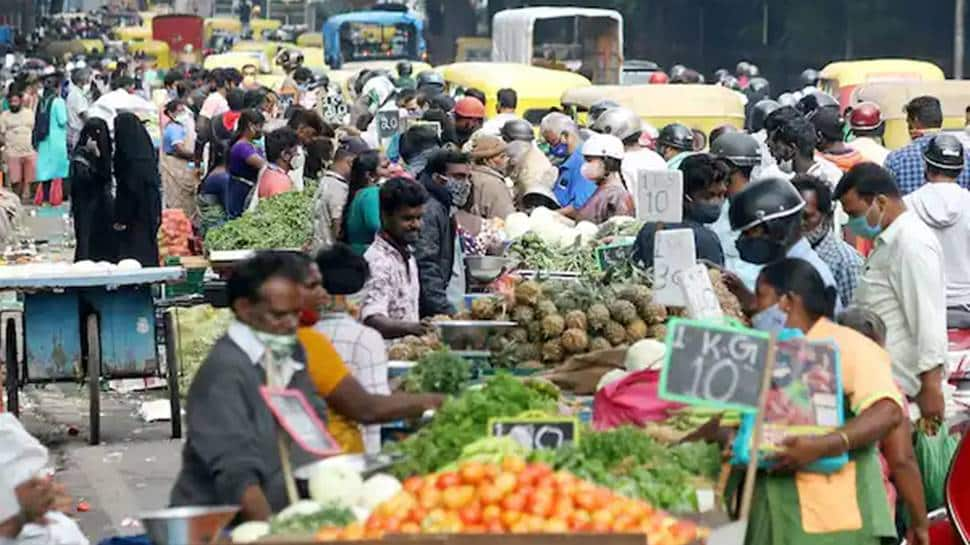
left=1, top=266, right=185, bottom=445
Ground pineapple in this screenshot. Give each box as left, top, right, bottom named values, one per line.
left=560, top=328, right=590, bottom=354
left=644, top=303, right=669, bottom=325
left=508, top=327, right=529, bottom=344
left=605, top=320, right=627, bottom=346
left=608, top=299, right=639, bottom=326
left=515, top=280, right=543, bottom=306
left=515, top=342, right=541, bottom=362
left=511, top=305, right=535, bottom=324
left=471, top=297, right=499, bottom=320
left=587, top=303, right=611, bottom=331
left=542, top=339, right=565, bottom=363
left=626, top=319, right=648, bottom=341
left=589, top=336, right=612, bottom=352
left=536, top=299, right=559, bottom=319
left=649, top=323, right=668, bottom=340
left=541, top=314, right=566, bottom=339
left=564, top=310, right=588, bottom=331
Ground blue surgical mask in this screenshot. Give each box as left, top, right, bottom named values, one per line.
left=254, top=136, right=265, bottom=151
left=549, top=142, right=569, bottom=158
left=846, top=205, right=883, bottom=240
left=752, top=303, right=787, bottom=333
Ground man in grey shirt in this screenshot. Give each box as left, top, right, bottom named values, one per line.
left=170, top=252, right=328, bottom=520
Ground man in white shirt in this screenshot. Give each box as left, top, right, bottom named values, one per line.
left=904, top=134, right=970, bottom=328
left=590, top=107, right=666, bottom=197
left=480, top=88, right=521, bottom=137
left=835, top=162, right=947, bottom=421
left=848, top=102, right=890, bottom=165
left=65, top=68, right=91, bottom=151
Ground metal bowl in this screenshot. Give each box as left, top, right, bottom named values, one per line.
left=435, top=320, right=517, bottom=351
left=139, top=505, right=239, bottom=545
left=464, top=255, right=516, bottom=282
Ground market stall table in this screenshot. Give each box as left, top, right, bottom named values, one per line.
left=0, top=265, right=185, bottom=444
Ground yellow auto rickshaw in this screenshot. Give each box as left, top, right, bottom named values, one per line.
left=561, top=84, right=745, bottom=138
left=232, top=40, right=286, bottom=62
left=115, top=25, right=152, bottom=42
left=819, top=58, right=945, bottom=110
left=296, top=32, right=322, bottom=48
left=850, top=80, right=970, bottom=150
left=250, top=18, right=282, bottom=38
left=129, top=39, right=172, bottom=69
left=205, top=17, right=243, bottom=40
left=203, top=51, right=270, bottom=74
left=438, top=62, right=590, bottom=123
left=340, top=60, right=433, bottom=75
left=295, top=46, right=326, bottom=71
left=77, top=39, right=105, bottom=55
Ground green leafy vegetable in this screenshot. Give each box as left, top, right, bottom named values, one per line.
left=403, top=349, right=472, bottom=395
left=269, top=504, right=355, bottom=535
left=204, top=185, right=316, bottom=251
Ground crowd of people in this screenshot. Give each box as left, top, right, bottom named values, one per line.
left=0, top=34, right=967, bottom=544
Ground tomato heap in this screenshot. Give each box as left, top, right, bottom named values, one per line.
left=315, top=457, right=703, bottom=545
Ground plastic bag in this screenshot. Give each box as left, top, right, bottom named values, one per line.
left=915, top=428, right=959, bottom=511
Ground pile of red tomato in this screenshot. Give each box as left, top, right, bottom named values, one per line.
left=315, top=457, right=703, bottom=545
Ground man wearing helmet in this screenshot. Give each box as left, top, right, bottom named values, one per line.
left=710, top=132, right=764, bottom=289
left=767, top=115, right=842, bottom=187
left=810, top=107, right=864, bottom=172
left=885, top=95, right=970, bottom=194
left=835, top=163, right=946, bottom=422
left=656, top=123, right=694, bottom=169
left=904, top=134, right=970, bottom=329
left=725, top=176, right=842, bottom=320
left=540, top=112, right=596, bottom=210
left=847, top=101, right=889, bottom=165
left=587, top=99, right=619, bottom=126
left=591, top=107, right=665, bottom=197
left=563, top=133, right=633, bottom=224
left=394, top=61, right=415, bottom=90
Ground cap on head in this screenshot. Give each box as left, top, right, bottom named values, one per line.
left=454, top=96, right=485, bottom=119
left=581, top=133, right=625, bottom=161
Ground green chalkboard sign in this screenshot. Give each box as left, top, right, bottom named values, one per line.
left=595, top=240, right=634, bottom=271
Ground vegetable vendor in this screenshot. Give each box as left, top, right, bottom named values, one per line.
left=294, top=252, right=444, bottom=454
left=170, top=252, right=327, bottom=521
left=741, top=257, right=905, bottom=545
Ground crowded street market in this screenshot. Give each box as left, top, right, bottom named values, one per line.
left=2, top=2, right=970, bottom=545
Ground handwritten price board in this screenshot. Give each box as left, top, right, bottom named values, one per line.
left=595, top=239, right=634, bottom=271
left=652, top=228, right=696, bottom=307
left=260, top=387, right=341, bottom=457
left=489, top=417, right=579, bottom=450
left=659, top=318, right=771, bottom=411
left=635, top=169, right=683, bottom=223
left=679, top=263, right=724, bottom=320
left=376, top=109, right=401, bottom=139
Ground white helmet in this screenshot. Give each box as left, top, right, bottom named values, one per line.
left=581, top=133, right=625, bottom=161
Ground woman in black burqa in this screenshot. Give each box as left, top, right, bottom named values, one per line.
left=113, top=112, right=162, bottom=266
left=70, top=117, right=118, bottom=263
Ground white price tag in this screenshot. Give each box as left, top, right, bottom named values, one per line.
left=652, top=228, right=696, bottom=307
left=636, top=169, right=684, bottom=223
left=680, top=263, right=724, bottom=320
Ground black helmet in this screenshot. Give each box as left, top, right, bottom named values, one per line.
left=924, top=133, right=965, bottom=171
left=416, top=70, right=444, bottom=92
left=746, top=77, right=770, bottom=97
left=713, top=68, right=730, bottom=82
left=396, top=60, right=412, bottom=77
left=657, top=123, right=694, bottom=151
left=500, top=119, right=535, bottom=142
left=800, top=68, right=820, bottom=87
left=796, top=91, right=839, bottom=117
left=589, top=99, right=620, bottom=124
left=747, top=99, right=780, bottom=132
left=729, top=177, right=805, bottom=232
left=711, top=132, right=761, bottom=167
left=720, top=75, right=741, bottom=91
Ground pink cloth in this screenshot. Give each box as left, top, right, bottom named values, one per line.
left=258, top=165, right=294, bottom=198
left=592, top=369, right=684, bottom=430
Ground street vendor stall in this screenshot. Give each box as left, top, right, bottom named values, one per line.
left=1, top=264, right=184, bottom=445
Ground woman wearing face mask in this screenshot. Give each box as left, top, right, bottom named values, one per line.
left=225, top=108, right=266, bottom=218
left=32, top=71, right=68, bottom=205
left=248, top=127, right=298, bottom=211
left=564, top=133, right=633, bottom=224
left=337, top=149, right=382, bottom=255
left=160, top=99, right=200, bottom=218
left=746, top=257, right=906, bottom=545
left=70, top=117, right=117, bottom=263
left=632, top=153, right=727, bottom=268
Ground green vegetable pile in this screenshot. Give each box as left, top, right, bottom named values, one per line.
left=403, top=349, right=472, bottom=396
left=508, top=233, right=598, bottom=276
left=269, top=504, right=356, bottom=535
left=386, top=374, right=558, bottom=479
left=173, top=305, right=232, bottom=396
left=204, top=187, right=315, bottom=251
left=536, top=426, right=722, bottom=513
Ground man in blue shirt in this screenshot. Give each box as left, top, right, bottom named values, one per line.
left=885, top=95, right=970, bottom=194
left=539, top=112, right=596, bottom=210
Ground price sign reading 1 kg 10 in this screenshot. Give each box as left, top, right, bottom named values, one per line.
left=636, top=169, right=683, bottom=223
left=659, top=318, right=771, bottom=411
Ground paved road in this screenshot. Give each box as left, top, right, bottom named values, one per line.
left=19, top=384, right=184, bottom=541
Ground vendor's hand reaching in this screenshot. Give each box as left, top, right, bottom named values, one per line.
left=770, top=435, right=832, bottom=473
left=720, top=271, right=756, bottom=313
left=15, top=478, right=55, bottom=524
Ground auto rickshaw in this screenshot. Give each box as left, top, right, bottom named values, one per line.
left=819, top=58, right=945, bottom=110
left=850, top=80, right=970, bottom=150
left=77, top=39, right=105, bottom=55
left=129, top=39, right=172, bottom=69
left=455, top=37, right=491, bottom=62
left=322, top=9, right=427, bottom=69
left=250, top=18, right=282, bottom=39
left=296, top=46, right=326, bottom=71
left=115, top=25, right=153, bottom=42
left=205, top=17, right=243, bottom=41
left=43, top=40, right=89, bottom=61
left=232, top=40, right=286, bottom=62
left=439, top=62, right=591, bottom=124
left=340, top=60, right=432, bottom=75
left=561, top=84, right=745, bottom=138
left=296, top=32, right=323, bottom=48
left=152, top=14, right=203, bottom=62
left=203, top=51, right=270, bottom=74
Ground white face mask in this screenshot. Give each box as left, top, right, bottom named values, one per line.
left=289, top=147, right=306, bottom=171
left=580, top=159, right=606, bottom=181
left=752, top=303, right=788, bottom=333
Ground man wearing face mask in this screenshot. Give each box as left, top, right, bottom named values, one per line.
left=835, top=162, right=947, bottom=423
left=767, top=115, right=842, bottom=187
left=725, top=176, right=841, bottom=321
left=467, top=135, right=515, bottom=222
left=710, top=132, right=763, bottom=290
left=453, top=96, right=485, bottom=148
left=633, top=153, right=727, bottom=268
left=170, top=251, right=329, bottom=520
left=655, top=123, right=694, bottom=169
left=792, top=174, right=862, bottom=308
left=540, top=112, right=596, bottom=209
left=415, top=149, right=471, bottom=316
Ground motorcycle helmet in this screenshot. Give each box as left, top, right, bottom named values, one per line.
left=591, top=107, right=642, bottom=142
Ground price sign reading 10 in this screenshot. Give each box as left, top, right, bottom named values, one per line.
left=659, top=318, right=771, bottom=411
left=636, top=170, right=684, bottom=223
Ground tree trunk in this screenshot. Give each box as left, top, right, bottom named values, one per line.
left=956, top=0, right=965, bottom=78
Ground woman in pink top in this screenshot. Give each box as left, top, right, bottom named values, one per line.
left=257, top=127, right=298, bottom=199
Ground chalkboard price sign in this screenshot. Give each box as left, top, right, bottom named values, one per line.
left=377, top=109, right=401, bottom=139
left=595, top=240, right=634, bottom=270
left=659, top=318, right=772, bottom=411
left=260, top=387, right=342, bottom=457
left=489, top=417, right=579, bottom=450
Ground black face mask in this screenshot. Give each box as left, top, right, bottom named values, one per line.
left=736, top=235, right=786, bottom=265
left=685, top=200, right=723, bottom=224
left=8, top=105, right=20, bottom=113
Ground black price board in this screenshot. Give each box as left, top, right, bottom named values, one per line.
left=659, top=318, right=772, bottom=411
left=488, top=417, right=579, bottom=450
left=377, top=109, right=401, bottom=139
left=260, top=387, right=341, bottom=456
